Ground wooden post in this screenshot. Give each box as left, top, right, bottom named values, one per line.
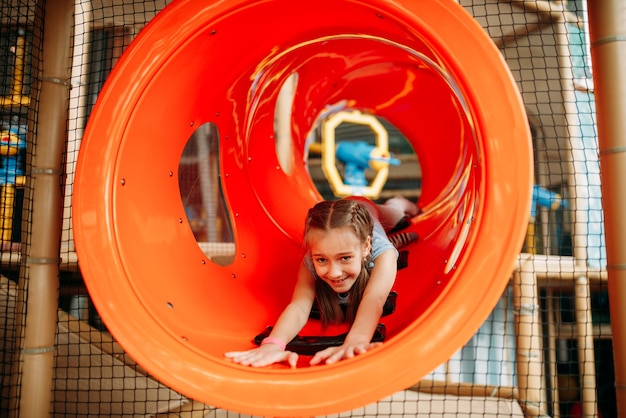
left=587, top=1, right=626, bottom=415
left=513, top=257, right=547, bottom=416
left=574, top=275, right=598, bottom=417
left=9, top=1, right=74, bottom=417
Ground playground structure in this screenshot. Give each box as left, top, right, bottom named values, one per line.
left=1, top=1, right=625, bottom=417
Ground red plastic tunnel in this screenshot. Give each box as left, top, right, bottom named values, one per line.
left=72, top=0, right=533, bottom=416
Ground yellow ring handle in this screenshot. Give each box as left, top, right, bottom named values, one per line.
left=320, top=110, right=390, bottom=198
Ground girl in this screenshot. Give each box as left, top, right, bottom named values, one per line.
left=225, top=197, right=417, bottom=368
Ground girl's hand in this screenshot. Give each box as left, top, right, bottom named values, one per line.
left=309, top=341, right=382, bottom=366
left=224, top=345, right=299, bottom=368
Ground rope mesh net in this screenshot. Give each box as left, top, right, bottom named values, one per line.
left=0, top=0, right=616, bottom=416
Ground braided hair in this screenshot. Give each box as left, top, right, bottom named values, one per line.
left=304, top=199, right=374, bottom=327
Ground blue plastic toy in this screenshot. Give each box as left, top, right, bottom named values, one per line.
left=336, top=141, right=400, bottom=187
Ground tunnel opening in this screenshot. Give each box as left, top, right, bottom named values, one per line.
left=74, top=0, right=532, bottom=415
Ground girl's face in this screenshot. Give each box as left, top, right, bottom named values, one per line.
left=308, top=226, right=372, bottom=293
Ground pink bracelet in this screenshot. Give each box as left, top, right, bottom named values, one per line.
left=261, top=336, right=286, bottom=350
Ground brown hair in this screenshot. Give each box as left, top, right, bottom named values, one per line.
left=304, top=199, right=374, bottom=327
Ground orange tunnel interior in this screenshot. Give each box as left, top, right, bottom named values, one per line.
left=73, top=0, right=533, bottom=416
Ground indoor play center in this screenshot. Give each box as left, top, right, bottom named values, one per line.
left=0, top=0, right=624, bottom=417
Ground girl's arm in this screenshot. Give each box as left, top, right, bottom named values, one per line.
left=267, top=262, right=316, bottom=343
left=310, top=247, right=397, bottom=365
left=224, top=262, right=315, bottom=368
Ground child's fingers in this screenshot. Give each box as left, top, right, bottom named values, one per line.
left=311, top=342, right=383, bottom=365
left=224, top=350, right=248, bottom=358
left=309, top=347, right=334, bottom=365
left=225, top=348, right=298, bottom=368
left=310, top=346, right=345, bottom=365
left=287, top=352, right=299, bottom=368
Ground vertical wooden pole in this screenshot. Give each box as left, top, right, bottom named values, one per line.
left=513, top=258, right=547, bottom=417
left=587, top=1, right=626, bottom=416
left=574, top=275, right=598, bottom=417
left=546, top=290, right=561, bottom=418
left=10, top=1, right=74, bottom=417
